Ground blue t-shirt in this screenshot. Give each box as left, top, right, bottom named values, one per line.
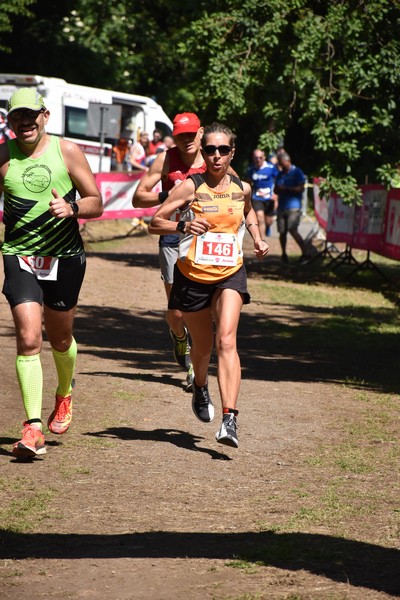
left=246, top=161, right=279, bottom=202
left=275, top=165, right=306, bottom=211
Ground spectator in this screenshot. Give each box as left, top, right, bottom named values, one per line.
left=112, top=137, right=130, bottom=171
left=162, top=135, right=175, bottom=150
left=275, top=152, right=310, bottom=264
left=148, top=128, right=164, bottom=156
left=267, top=152, right=278, bottom=166
left=246, top=149, right=279, bottom=239
left=129, top=132, right=149, bottom=172
left=0, top=108, right=16, bottom=144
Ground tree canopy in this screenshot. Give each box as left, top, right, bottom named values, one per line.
left=2, top=0, right=400, bottom=200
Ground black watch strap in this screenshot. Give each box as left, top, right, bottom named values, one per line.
left=71, top=201, right=79, bottom=215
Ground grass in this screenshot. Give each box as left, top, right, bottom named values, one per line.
left=0, top=476, right=55, bottom=533
left=246, top=274, right=400, bottom=393
left=213, top=594, right=264, bottom=600
left=262, top=391, right=399, bottom=538
left=1, top=238, right=399, bottom=599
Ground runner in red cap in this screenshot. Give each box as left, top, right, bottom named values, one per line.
left=133, top=112, right=206, bottom=389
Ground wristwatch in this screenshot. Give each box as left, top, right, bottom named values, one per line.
left=70, top=201, right=79, bottom=216
left=177, top=220, right=186, bottom=234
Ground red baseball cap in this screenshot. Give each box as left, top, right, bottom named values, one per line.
left=172, top=112, right=201, bottom=136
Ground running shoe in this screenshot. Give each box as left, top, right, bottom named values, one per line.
left=48, top=393, right=73, bottom=435
left=216, top=413, right=239, bottom=448
left=12, top=422, right=46, bottom=458
left=186, top=363, right=194, bottom=392
left=192, top=381, right=214, bottom=422
left=170, top=327, right=191, bottom=371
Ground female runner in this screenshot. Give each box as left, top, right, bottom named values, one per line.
left=149, top=123, right=269, bottom=448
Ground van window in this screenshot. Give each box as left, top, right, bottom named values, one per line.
left=119, top=104, right=144, bottom=141
left=65, top=106, right=121, bottom=144
left=65, top=107, right=87, bottom=138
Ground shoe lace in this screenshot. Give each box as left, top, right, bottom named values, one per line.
left=224, top=414, right=237, bottom=430
left=55, top=396, right=70, bottom=420
left=175, top=337, right=189, bottom=356
left=22, top=424, right=41, bottom=441
left=197, top=386, right=210, bottom=408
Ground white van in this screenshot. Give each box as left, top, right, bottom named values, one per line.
left=0, top=73, right=172, bottom=173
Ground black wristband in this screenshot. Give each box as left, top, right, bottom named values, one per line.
left=158, top=191, right=169, bottom=203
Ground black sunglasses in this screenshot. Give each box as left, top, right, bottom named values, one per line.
left=9, top=108, right=45, bottom=120
left=202, top=144, right=232, bottom=156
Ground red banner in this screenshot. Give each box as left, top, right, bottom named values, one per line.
left=90, top=172, right=160, bottom=221
left=351, top=185, right=386, bottom=254
left=313, top=181, right=400, bottom=261
left=326, top=195, right=355, bottom=245
left=383, top=188, right=400, bottom=260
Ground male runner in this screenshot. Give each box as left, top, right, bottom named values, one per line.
left=0, top=88, right=103, bottom=458
left=133, top=113, right=206, bottom=389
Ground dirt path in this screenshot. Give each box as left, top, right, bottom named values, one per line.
left=0, top=224, right=399, bottom=600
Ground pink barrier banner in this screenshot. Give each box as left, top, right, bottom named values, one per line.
left=0, top=172, right=159, bottom=222
left=313, top=178, right=328, bottom=230
left=326, top=195, right=355, bottom=244
left=383, top=188, right=400, bottom=260
left=313, top=181, right=400, bottom=261
left=90, top=172, right=160, bottom=221
left=352, top=185, right=386, bottom=253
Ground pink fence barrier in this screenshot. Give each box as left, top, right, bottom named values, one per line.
left=313, top=179, right=400, bottom=261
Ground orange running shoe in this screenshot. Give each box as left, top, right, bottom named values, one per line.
left=12, top=422, right=46, bottom=458
left=47, top=393, right=73, bottom=434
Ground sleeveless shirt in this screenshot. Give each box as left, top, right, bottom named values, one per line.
left=2, top=136, right=84, bottom=257
left=159, top=146, right=206, bottom=248
left=177, top=173, right=246, bottom=283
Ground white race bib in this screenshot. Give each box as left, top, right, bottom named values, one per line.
left=18, top=256, right=59, bottom=281
left=194, top=232, right=238, bottom=266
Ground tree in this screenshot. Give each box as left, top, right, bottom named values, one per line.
left=0, top=1, right=34, bottom=52
left=2, top=0, right=400, bottom=200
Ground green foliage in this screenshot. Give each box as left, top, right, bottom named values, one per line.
left=2, top=0, right=400, bottom=201
left=0, top=0, right=34, bottom=51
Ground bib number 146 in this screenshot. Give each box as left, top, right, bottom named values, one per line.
left=195, top=232, right=238, bottom=266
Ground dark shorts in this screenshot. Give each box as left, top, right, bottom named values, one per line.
left=252, top=199, right=276, bottom=216
left=277, top=208, right=302, bottom=234
left=168, top=263, right=250, bottom=312
left=2, top=254, right=86, bottom=311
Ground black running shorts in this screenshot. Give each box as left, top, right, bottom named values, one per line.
left=252, top=199, right=276, bottom=216
left=168, top=263, right=250, bottom=312
left=2, top=254, right=86, bottom=311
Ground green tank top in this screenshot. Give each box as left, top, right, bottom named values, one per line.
left=2, top=135, right=84, bottom=257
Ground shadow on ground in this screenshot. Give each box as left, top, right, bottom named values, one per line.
left=74, top=296, right=400, bottom=394
left=0, top=529, right=398, bottom=596
left=84, top=426, right=232, bottom=461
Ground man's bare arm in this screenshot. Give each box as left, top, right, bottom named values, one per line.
left=51, top=139, right=103, bottom=219
left=133, top=151, right=168, bottom=208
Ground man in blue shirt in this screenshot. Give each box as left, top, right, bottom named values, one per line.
left=275, top=152, right=309, bottom=263
left=246, top=149, right=279, bottom=239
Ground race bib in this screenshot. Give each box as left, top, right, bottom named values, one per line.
left=256, top=187, right=271, bottom=198
left=194, top=232, right=238, bottom=266
left=18, top=256, right=59, bottom=281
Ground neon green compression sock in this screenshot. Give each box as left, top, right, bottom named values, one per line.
left=16, top=354, right=43, bottom=425
left=52, top=337, right=77, bottom=397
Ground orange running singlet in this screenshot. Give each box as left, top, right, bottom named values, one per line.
left=177, top=174, right=246, bottom=283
